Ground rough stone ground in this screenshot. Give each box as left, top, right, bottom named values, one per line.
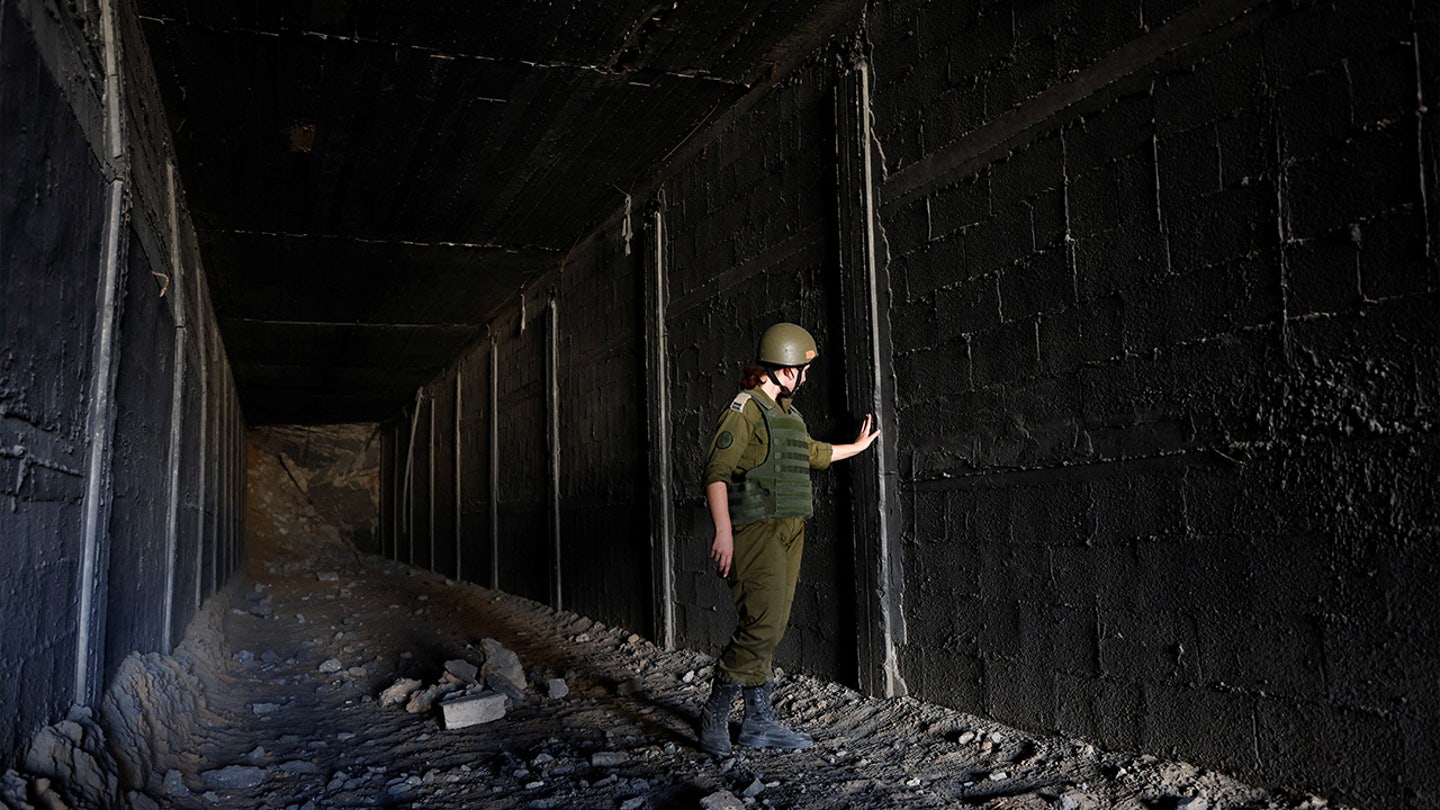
left=152, top=449, right=1339, bottom=810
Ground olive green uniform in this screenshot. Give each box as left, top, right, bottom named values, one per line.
left=704, top=387, right=832, bottom=687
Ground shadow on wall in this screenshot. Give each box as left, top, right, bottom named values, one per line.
left=248, top=425, right=382, bottom=554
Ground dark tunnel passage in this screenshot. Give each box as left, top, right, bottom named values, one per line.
left=2, top=0, right=1438, bottom=807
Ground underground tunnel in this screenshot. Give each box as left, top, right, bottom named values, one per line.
left=1, top=0, right=1437, bottom=807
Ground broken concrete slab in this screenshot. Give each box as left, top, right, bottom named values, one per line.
left=541, top=678, right=569, bottom=699
left=479, top=638, right=525, bottom=691
left=440, top=692, right=508, bottom=729
left=444, top=658, right=479, bottom=683
left=699, top=789, right=745, bottom=810
left=485, top=672, right=528, bottom=704
left=200, top=765, right=266, bottom=790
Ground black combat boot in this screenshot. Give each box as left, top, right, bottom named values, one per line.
left=698, top=681, right=741, bottom=756
left=738, top=681, right=813, bottom=749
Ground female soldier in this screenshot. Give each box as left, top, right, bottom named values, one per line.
left=697, top=322, right=879, bottom=756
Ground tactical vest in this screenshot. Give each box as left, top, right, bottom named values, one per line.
left=728, top=392, right=813, bottom=525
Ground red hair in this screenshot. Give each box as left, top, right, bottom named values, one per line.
left=739, top=363, right=768, bottom=389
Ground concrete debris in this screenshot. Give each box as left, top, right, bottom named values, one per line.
left=162, top=769, right=188, bottom=796
left=486, top=671, right=529, bottom=704
left=480, top=638, right=526, bottom=691
left=246, top=746, right=267, bottom=760
left=406, top=682, right=462, bottom=714
left=444, top=658, right=480, bottom=683
left=542, top=678, right=569, bottom=699
left=699, top=789, right=746, bottom=810
left=377, top=674, right=420, bottom=706
left=318, top=658, right=343, bottom=673
left=21, top=712, right=120, bottom=809
left=741, top=775, right=765, bottom=797
left=200, top=765, right=265, bottom=790
left=620, top=797, right=646, bottom=810
left=957, top=730, right=977, bottom=744
left=1056, top=789, right=1101, bottom=810
left=315, top=571, right=339, bottom=582
left=441, top=692, right=508, bottom=729
left=616, top=677, right=647, bottom=696
left=591, top=751, right=630, bottom=767
left=261, top=650, right=282, bottom=664
left=988, top=770, right=1009, bottom=781
left=1175, top=798, right=1210, bottom=810
left=251, top=702, right=285, bottom=714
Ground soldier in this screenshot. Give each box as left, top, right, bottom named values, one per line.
left=697, top=322, right=880, bottom=756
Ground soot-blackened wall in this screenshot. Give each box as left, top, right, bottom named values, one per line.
left=0, top=0, right=245, bottom=769
left=377, top=0, right=1435, bottom=804
left=662, top=60, right=859, bottom=682
left=866, top=0, right=1437, bottom=806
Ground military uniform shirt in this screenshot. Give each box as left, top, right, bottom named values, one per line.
left=704, top=387, right=832, bottom=488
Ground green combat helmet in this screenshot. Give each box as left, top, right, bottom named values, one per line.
left=758, top=323, right=818, bottom=367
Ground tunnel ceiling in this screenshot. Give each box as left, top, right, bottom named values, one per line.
left=137, top=0, right=860, bottom=425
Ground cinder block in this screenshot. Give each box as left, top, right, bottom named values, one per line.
left=1153, top=33, right=1266, bottom=137
left=1065, top=92, right=1155, bottom=170
left=970, top=318, right=1039, bottom=388
left=992, top=136, right=1065, bottom=213
left=921, top=85, right=987, bottom=154
left=1067, top=164, right=1121, bottom=238
left=1255, top=695, right=1405, bottom=808
left=1143, top=683, right=1257, bottom=773
left=441, top=691, right=507, bottom=729
left=1039, top=292, right=1123, bottom=374
left=1054, top=672, right=1143, bottom=749
left=928, top=174, right=991, bottom=242
left=963, top=213, right=1033, bottom=278
left=936, top=275, right=1001, bottom=341
left=1097, top=607, right=1201, bottom=685
left=987, top=658, right=1055, bottom=731
left=999, top=249, right=1071, bottom=321
left=1358, top=207, right=1433, bottom=301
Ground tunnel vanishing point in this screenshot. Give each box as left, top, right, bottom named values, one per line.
left=2, top=0, right=1437, bottom=806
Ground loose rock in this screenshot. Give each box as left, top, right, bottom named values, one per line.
left=200, top=765, right=266, bottom=790
left=380, top=678, right=423, bottom=708
left=445, top=659, right=480, bottom=683
left=699, top=789, right=745, bottom=810
left=441, top=692, right=508, bottom=729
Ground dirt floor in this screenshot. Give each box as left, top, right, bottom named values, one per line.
left=146, top=449, right=1340, bottom=810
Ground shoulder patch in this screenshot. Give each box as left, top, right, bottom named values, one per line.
left=729, top=391, right=752, bottom=412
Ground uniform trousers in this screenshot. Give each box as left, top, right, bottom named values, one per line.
left=716, top=516, right=806, bottom=687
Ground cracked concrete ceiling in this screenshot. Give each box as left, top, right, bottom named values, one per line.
left=137, top=0, right=861, bottom=424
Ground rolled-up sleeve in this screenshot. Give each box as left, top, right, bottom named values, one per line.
left=808, top=437, right=832, bottom=470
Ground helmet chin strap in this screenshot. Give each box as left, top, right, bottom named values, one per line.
left=774, top=367, right=799, bottom=398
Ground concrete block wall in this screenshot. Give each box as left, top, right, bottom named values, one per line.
left=0, top=0, right=245, bottom=768
left=867, top=0, right=1438, bottom=805
left=377, top=0, right=1437, bottom=803
left=661, top=59, right=858, bottom=682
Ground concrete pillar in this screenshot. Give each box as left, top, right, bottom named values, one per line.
left=489, top=335, right=500, bottom=590
left=643, top=204, right=676, bottom=648
left=161, top=161, right=188, bottom=655
left=834, top=50, right=907, bottom=699
left=546, top=298, right=562, bottom=610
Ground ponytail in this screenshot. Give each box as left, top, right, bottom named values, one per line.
left=739, top=363, right=768, bottom=390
